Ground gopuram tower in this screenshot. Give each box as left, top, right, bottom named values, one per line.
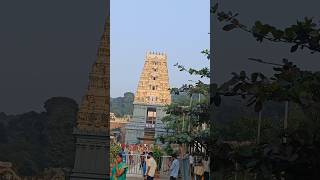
left=70, top=14, right=110, bottom=180
left=125, top=51, right=171, bottom=145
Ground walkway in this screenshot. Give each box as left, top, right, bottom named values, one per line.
left=127, top=175, right=169, bottom=180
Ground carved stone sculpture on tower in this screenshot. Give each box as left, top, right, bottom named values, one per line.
left=134, top=51, right=171, bottom=105
left=125, top=51, right=171, bottom=145
left=76, top=17, right=109, bottom=132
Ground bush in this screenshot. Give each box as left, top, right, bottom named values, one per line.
left=151, top=145, right=163, bottom=171
left=110, top=142, right=121, bottom=166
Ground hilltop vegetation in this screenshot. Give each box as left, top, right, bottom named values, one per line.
left=110, top=91, right=203, bottom=117
left=110, top=92, right=134, bottom=117
left=0, top=91, right=202, bottom=176
left=0, top=93, right=309, bottom=177
left=0, top=97, right=77, bottom=176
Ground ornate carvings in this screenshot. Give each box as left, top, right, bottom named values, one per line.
left=134, top=51, right=171, bottom=105
left=76, top=18, right=110, bottom=131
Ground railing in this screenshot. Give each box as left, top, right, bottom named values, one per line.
left=145, top=123, right=155, bottom=128
left=123, top=154, right=171, bottom=176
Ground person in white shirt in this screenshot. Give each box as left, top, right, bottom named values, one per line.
left=202, top=156, right=210, bottom=180
left=145, top=154, right=150, bottom=177
left=146, top=152, right=157, bottom=180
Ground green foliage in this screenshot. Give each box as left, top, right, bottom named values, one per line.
left=219, top=117, right=274, bottom=142
left=110, top=92, right=200, bottom=116
left=159, top=50, right=210, bottom=156
left=0, top=122, right=8, bottom=143
left=171, top=93, right=192, bottom=106
left=211, top=58, right=320, bottom=113
left=151, top=145, right=163, bottom=165
left=0, top=111, right=47, bottom=176
left=213, top=4, right=320, bottom=54
left=110, top=92, right=134, bottom=117
left=163, top=144, right=174, bottom=156
left=44, top=97, right=78, bottom=168
left=213, top=133, right=320, bottom=180
left=210, top=3, right=320, bottom=179
left=110, top=142, right=121, bottom=165
left=0, top=97, right=78, bottom=176
left=162, top=5, right=320, bottom=175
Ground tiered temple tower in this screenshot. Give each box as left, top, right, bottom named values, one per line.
left=70, top=15, right=110, bottom=180
left=125, top=51, right=171, bottom=145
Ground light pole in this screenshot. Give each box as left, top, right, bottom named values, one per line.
left=257, top=110, right=262, bottom=144
left=283, top=101, right=289, bottom=144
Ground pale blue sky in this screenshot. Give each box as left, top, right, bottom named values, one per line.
left=110, top=0, right=210, bottom=97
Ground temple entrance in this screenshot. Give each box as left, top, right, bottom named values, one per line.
left=139, top=107, right=156, bottom=144
left=146, top=107, right=156, bottom=128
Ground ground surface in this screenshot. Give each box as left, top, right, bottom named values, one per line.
left=127, top=174, right=169, bottom=180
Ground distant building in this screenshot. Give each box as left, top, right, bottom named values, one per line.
left=110, top=112, right=129, bottom=143
left=125, top=51, right=171, bottom=145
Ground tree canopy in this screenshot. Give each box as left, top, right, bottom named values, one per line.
left=0, top=97, right=78, bottom=176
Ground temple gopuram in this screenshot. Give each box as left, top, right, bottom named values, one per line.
left=125, top=51, right=171, bottom=145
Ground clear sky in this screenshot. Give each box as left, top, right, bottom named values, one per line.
left=110, top=0, right=210, bottom=98
left=1, top=0, right=319, bottom=114
left=0, top=0, right=208, bottom=114
left=0, top=0, right=107, bottom=114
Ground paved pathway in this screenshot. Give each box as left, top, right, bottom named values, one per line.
left=127, top=174, right=169, bottom=180
left=127, top=177, right=169, bottom=180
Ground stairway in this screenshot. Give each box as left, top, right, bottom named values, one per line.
left=142, top=127, right=155, bottom=144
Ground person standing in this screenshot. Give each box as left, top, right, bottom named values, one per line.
left=120, top=145, right=126, bottom=163
left=146, top=152, right=157, bottom=180
left=140, top=152, right=147, bottom=178
left=202, top=156, right=210, bottom=180
left=189, top=152, right=194, bottom=178
left=128, top=151, right=133, bottom=165
left=194, top=157, right=204, bottom=180
left=130, top=149, right=134, bottom=164
left=111, top=153, right=128, bottom=180
left=169, top=153, right=180, bottom=180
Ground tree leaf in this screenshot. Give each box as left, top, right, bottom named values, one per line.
left=290, top=44, right=299, bottom=52
left=211, top=3, right=219, bottom=14
left=282, top=58, right=289, bottom=64
left=223, top=24, right=237, bottom=31
left=251, top=72, right=259, bottom=82
left=231, top=19, right=239, bottom=25
left=240, top=71, right=246, bottom=80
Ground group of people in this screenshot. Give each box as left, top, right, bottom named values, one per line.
left=139, top=152, right=180, bottom=180
left=111, top=145, right=210, bottom=180
left=119, top=143, right=154, bottom=154
left=111, top=151, right=180, bottom=180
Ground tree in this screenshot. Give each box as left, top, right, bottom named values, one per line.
left=110, top=142, right=121, bottom=167
left=110, top=92, right=134, bottom=117
left=0, top=122, right=8, bottom=143
left=209, top=3, right=320, bottom=179
left=160, top=2, right=320, bottom=179
left=44, top=97, right=78, bottom=169
left=0, top=97, right=79, bottom=176
left=159, top=50, right=210, bottom=155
